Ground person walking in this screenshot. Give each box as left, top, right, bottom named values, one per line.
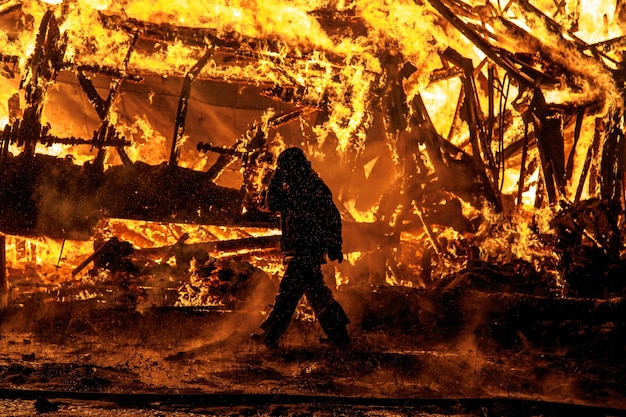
left=254, top=147, right=350, bottom=349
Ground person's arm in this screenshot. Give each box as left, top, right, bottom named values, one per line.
left=326, top=200, right=343, bottom=263
left=266, top=168, right=288, bottom=213
left=320, top=183, right=343, bottom=263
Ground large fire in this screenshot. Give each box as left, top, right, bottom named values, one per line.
left=0, top=0, right=624, bottom=306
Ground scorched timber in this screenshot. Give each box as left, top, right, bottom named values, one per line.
left=97, top=12, right=350, bottom=68
left=0, top=154, right=277, bottom=239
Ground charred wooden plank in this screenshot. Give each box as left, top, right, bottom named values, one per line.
left=428, top=66, right=464, bottom=83
left=136, top=235, right=281, bottom=260
left=441, top=47, right=495, bottom=167
left=381, top=53, right=413, bottom=134
left=98, top=12, right=350, bottom=71
left=411, top=94, right=503, bottom=211
left=98, top=12, right=299, bottom=65
left=0, top=154, right=278, bottom=239
left=99, top=13, right=240, bottom=50
left=0, top=125, right=9, bottom=168
left=516, top=122, right=530, bottom=209
left=585, top=36, right=626, bottom=67
left=116, top=146, right=133, bottom=167
left=575, top=118, right=604, bottom=203
left=0, top=235, right=7, bottom=298
left=551, top=198, right=621, bottom=275
left=310, top=9, right=369, bottom=39
left=74, top=64, right=143, bottom=82
left=498, top=48, right=560, bottom=86
left=425, top=0, right=534, bottom=87
left=72, top=239, right=115, bottom=277
left=0, top=3, right=20, bottom=17
left=515, top=0, right=607, bottom=59
left=19, top=10, right=63, bottom=157
left=524, top=88, right=567, bottom=204
left=487, top=64, right=495, bottom=154
left=565, top=108, right=586, bottom=181
left=599, top=113, right=625, bottom=211
left=76, top=71, right=107, bottom=120
left=86, top=35, right=139, bottom=169
left=410, top=93, right=446, bottom=172
left=197, top=143, right=245, bottom=156
left=38, top=134, right=131, bottom=147
left=169, top=47, right=216, bottom=168
left=0, top=54, right=18, bottom=78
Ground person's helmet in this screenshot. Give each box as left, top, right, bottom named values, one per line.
left=276, top=147, right=310, bottom=172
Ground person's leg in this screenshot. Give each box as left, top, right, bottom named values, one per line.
left=304, top=265, right=350, bottom=348
left=260, top=262, right=306, bottom=347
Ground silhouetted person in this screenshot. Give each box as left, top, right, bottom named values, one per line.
left=255, top=147, right=350, bottom=348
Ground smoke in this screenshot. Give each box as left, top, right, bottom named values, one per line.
left=32, top=159, right=102, bottom=240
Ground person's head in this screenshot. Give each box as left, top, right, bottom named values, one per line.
left=276, top=147, right=311, bottom=173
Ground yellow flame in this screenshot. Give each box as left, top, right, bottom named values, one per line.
left=344, top=198, right=376, bottom=223
left=1, top=0, right=623, bottom=293
left=4, top=234, right=94, bottom=284
left=420, top=78, right=462, bottom=138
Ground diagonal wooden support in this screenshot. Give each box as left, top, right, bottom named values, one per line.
left=95, top=33, right=139, bottom=168
left=74, top=34, right=140, bottom=168
left=0, top=235, right=7, bottom=296
left=425, top=0, right=534, bottom=87
left=168, top=47, right=216, bottom=169
left=441, top=47, right=496, bottom=168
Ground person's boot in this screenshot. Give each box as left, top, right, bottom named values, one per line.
left=263, top=334, right=279, bottom=349
left=249, top=331, right=279, bottom=349
left=317, top=301, right=351, bottom=348
left=326, top=325, right=350, bottom=348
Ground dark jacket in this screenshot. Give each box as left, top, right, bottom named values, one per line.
left=267, top=166, right=342, bottom=259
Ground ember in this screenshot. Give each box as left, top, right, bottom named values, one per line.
left=0, top=0, right=625, bottom=415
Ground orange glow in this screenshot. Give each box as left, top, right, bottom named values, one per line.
left=0, top=0, right=623, bottom=295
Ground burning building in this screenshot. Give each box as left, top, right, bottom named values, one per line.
left=0, top=0, right=625, bottom=415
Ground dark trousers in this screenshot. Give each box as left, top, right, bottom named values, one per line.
left=261, top=256, right=349, bottom=346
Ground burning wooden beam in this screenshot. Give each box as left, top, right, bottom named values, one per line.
left=169, top=47, right=216, bottom=169
left=72, top=234, right=281, bottom=278
left=528, top=88, right=566, bottom=204
left=97, top=11, right=350, bottom=71
left=425, top=0, right=534, bottom=87
left=0, top=235, right=7, bottom=303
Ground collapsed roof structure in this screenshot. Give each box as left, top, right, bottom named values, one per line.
left=0, top=0, right=624, bottom=295
left=0, top=1, right=625, bottom=412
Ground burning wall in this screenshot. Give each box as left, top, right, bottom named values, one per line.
left=0, top=0, right=625, bottom=300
